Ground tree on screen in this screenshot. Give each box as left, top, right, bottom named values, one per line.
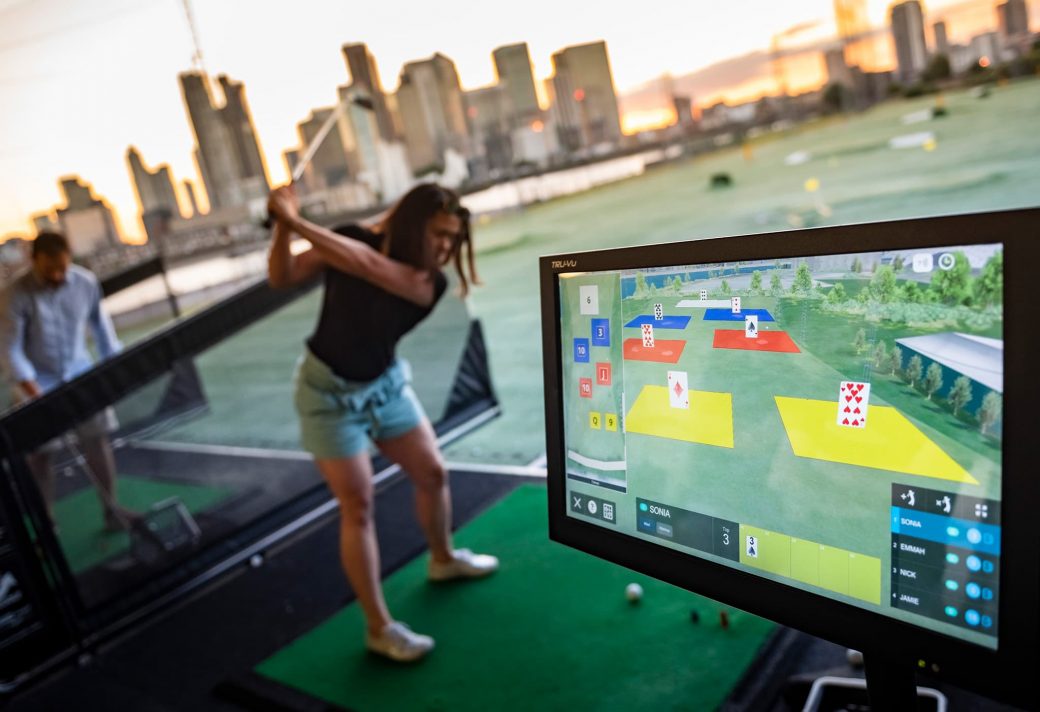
left=888, top=345, right=903, bottom=375
left=978, top=391, right=1002, bottom=435
left=852, top=328, right=867, bottom=354
left=893, top=255, right=906, bottom=272
left=792, top=263, right=813, bottom=294
left=850, top=257, right=862, bottom=273
left=770, top=271, right=783, bottom=296
left=948, top=376, right=973, bottom=416
left=930, top=251, right=971, bottom=305
left=720, top=279, right=731, bottom=295
left=873, top=340, right=888, bottom=368
left=973, top=251, right=1003, bottom=308
left=827, top=282, right=847, bottom=304
left=907, top=355, right=923, bottom=388
left=635, top=272, right=648, bottom=297
left=924, top=362, right=944, bottom=400
left=673, top=276, right=683, bottom=292
left=902, top=281, right=922, bottom=303
left=870, top=265, right=897, bottom=303
left=750, top=271, right=762, bottom=294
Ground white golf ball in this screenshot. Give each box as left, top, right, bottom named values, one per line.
left=625, top=583, right=643, bottom=602
left=249, top=553, right=264, bottom=568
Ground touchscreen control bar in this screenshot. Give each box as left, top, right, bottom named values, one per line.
left=890, top=484, right=999, bottom=636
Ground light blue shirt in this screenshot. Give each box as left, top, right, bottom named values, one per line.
left=0, top=264, right=121, bottom=393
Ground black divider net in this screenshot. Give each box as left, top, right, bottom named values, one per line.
left=0, top=269, right=497, bottom=687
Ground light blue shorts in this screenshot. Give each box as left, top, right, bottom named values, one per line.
left=293, top=349, right=425, bottom=460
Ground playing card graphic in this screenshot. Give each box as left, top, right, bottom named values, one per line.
left=744, top=314, right=758, bottom=338
left=641, top=323, right=655, bottom=348
left=746, top=535, right=758, bottom=558
left=653, top=303, right=664, bottom=321
left=836, top=381, right=871, bottom=428
left=699, top=289, right=708, bottom=301
left=667, top=370, right=689, bottom=409
left=731, top=296, right=741, bottom=314
left=579, top=285, right=599, bottom=315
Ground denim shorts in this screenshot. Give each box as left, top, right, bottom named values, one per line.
left=293, top=349, right=425, bottom=460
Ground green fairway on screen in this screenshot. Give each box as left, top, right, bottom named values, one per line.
left=559, top=244, right=1003, bottom=650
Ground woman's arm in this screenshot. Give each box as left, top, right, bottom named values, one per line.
left=267, top=219, right=326, bottom=289
left=268, top=188, right=437, bottom=307
left=286, top=215, right=437, bottom=307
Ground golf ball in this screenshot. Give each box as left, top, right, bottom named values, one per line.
left=625, top=583, right=643, bottom=602
left=249, top=553, right=264, bottom=568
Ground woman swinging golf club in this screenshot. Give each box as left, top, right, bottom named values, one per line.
left=267, top=183, right=498, bottom=662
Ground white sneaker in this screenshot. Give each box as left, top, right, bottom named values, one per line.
left=365, top=621, right=434, bottom=662
left=428, top=548, right=499, bottom=582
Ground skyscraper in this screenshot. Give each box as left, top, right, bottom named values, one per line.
left=342, top=43, right=397, bottom=142
left=127, top=148, right=181, bottom=217
left=394, top=53, right=470, bottom=173
left=492, top=43, right=541, bottom=126
left=548, top=41, right=623, bottom=151
left=54, top=177, right=120, bottom=256
left=217, top=75, right=269, bottom=197
left=891, top=1, right=929, bottom=84
left=127, top=147, right=183, bottom=242
left=179, top=71, right=269, bottom=211
left=464, top=85, right=513, bottom=176
left=294, top=106, right=354, bottom=194
left=997, top=0, right=1030, bottom=39
left=824, top=47, right=854, bottom=87
left=933, top=21, right=950, bottom=57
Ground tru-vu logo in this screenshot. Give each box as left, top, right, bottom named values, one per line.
left=552, top=259, right=578, bottom=269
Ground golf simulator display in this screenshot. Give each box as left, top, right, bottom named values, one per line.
left=541, top=209, right=1040, bottom=707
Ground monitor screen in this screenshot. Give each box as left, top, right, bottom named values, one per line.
left=558, top=244, right=1003, bottom=650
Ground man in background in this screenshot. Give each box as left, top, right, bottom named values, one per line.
left=0, top=232, right=133, bottom=531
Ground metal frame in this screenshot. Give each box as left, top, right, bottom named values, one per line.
left=539, top=208, right=1039, bottom=707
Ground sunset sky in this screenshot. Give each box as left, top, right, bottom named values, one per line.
left=0, top=0, right=1034, bottom=242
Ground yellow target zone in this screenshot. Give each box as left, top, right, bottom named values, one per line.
left=774, top=396, right=977, bottom=484
left=626, top=386, right=733, bottom=448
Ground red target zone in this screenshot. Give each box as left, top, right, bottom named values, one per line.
left=623, top=338, right=686, bottom=363
left=712, top=329, right=801, bottom=354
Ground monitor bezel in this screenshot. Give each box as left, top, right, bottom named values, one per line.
left=539, top=208, right=1039, bottom=706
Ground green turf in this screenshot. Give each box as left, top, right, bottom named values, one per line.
left=256, top=485, right=774, bottom=711
left=54, top=475, right=233, bottom=574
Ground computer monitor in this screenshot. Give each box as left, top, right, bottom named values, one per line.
left=540, top=209, right=1038, bottom=706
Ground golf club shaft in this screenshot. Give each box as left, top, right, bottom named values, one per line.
left=263, top=101, right=346, bottom=228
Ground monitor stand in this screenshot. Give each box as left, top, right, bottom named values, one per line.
left=864, top=655, right=919, bottom=709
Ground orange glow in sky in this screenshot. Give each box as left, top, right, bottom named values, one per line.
left=0, top=0, right=1034, bottom=242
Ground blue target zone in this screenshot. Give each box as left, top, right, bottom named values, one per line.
left=702, top=308, right=775, bottom=322
left=624, top=315, right=691, bottom=329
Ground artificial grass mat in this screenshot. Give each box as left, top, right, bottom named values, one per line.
left=256, top=485, right=775, bottom=711
left=54, top=475, right=234, bottom=573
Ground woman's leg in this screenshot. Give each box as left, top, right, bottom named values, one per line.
left=375, top=419, right=454, bottom=564
left=315, top=453, right=392, bottom=635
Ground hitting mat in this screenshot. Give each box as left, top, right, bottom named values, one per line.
left=254, top=485, right=774, bottom=710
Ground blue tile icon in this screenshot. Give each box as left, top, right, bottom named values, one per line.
left=574, top=338, right=590, bottom=363
left=591, top=318, right=610, bottom=347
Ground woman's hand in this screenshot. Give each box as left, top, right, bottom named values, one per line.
left=268, top=185, right=299, bottom=223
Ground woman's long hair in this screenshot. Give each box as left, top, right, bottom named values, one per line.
left=379, top=183, right=480, bottom=296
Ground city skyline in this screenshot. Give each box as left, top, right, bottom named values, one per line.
left=1, top=0, right=1036, bottom=243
